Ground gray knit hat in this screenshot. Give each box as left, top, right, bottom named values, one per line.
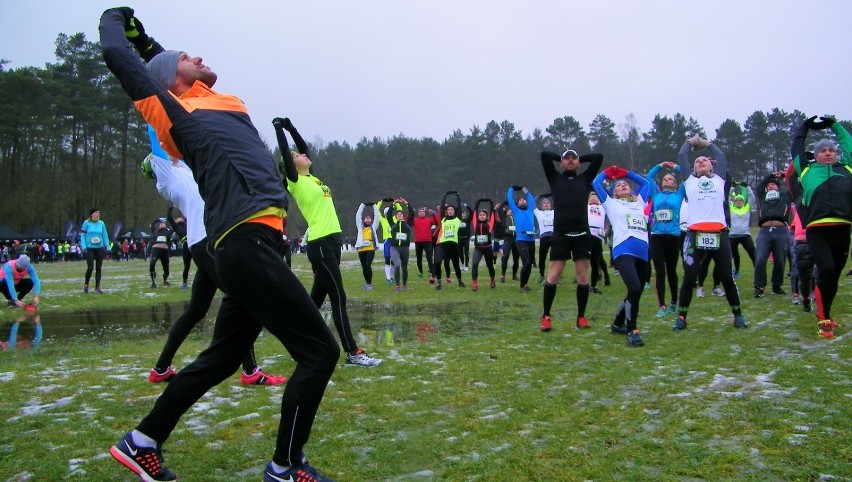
left=146, top=50, right=181, bottom=91
left=812, top=139, right=836, bottom=154
left=15, top=255, right=30, bottom=270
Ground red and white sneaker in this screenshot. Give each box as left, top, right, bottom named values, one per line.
left=540, top=315, right=552, bottom=332
left=241, top=367, right=287, bottom=385
left=148, top=366, right=177, bottom=383
left=576, top=317, right=590, bottom=329
left=818, top=320, right=835, bottom=339
left=472, top=280, right=478, bottom=292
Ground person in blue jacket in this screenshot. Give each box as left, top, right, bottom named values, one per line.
left=81, top=208, right=109, bottom=294
left=645, top=161, right=685, bottom=318
left=506, top=185, right=536, bottom=293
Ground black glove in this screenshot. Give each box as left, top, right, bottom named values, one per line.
left=803, top=115, right=819, bottom=129
left=812, top=116, right=836, bottom=130
left=272, top=117, right=287, bottom=129
left=511, top=185, right=522, bottom=191
left=382, top=197, right=395, bottom=203
left=806, top=151, right=815, bottom=161
left=124, top=14, right=150, bottom=49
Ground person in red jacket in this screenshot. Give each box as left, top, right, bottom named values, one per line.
left=411, top=206, right=439, bottom=282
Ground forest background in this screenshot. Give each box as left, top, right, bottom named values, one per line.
left=2, top=33, right=850, bottom=240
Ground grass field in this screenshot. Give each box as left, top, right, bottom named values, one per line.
left=0, top=250, right=850, bottom=481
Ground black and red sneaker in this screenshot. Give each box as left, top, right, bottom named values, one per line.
left=110, top=432, right=177, bottom=481
left=264, top=460, right=335, bottom=482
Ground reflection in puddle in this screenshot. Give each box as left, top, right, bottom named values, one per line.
left=0, top=299, right=498, bottom=349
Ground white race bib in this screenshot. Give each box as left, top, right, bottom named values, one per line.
left=626, top=214, right=647, bottom=232
left=156, top=236, right=167, bottom=243
left=696, top=232, right=720, bottom=250
left=476, top=235, right=489, bottom=243
left=90, top=236, right=101, bottom=244
left=443, top=229, right=454, bottom=238
left=508, top=226, right=516, bottom=232
left=395, top=232, right=408, bottom=242
left=654, top=209, right=673, bottom=222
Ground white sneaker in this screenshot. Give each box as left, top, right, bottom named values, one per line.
left=346, top=349, right=382, bottom=367
left=712, top=287, right=725, bottom=297
left=697, top=287, right=705, bottom=298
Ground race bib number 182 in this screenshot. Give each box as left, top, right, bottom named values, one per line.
left=696, top=232, right=720, bottom=250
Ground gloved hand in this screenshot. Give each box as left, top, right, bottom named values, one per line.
left=686, top=134, right=701, bottom=147
left=511, top=185, right=523, bottom=191
left=803, top=115, right=819, bottom=129
left=603, top=166, right=628, bottom=179
left=272, top=117, right=288, bottom=129
left=811, top=116, right=836, bottom=130
left=695, top=138, right=710, bottom=151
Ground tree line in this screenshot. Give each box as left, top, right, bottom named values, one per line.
left=1, top=32, right=848, bottom=240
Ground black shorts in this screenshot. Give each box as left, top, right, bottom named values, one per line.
left=550, top=232, right=591, bottom=261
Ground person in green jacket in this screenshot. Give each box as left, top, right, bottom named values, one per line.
left=789, top=116, right=852, bottom=338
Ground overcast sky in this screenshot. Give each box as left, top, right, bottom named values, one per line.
left=2, top=1, right=851, bottom=147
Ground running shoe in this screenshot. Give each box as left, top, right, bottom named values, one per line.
left=696, top=287, right=705, bottom=298
left=818, top=320, right=834, bottom=339
left=644, top=282, right=651, bottom=290
left=589, top=286, right=602, bottom=294
left=626, top=330, right=644, bottom=347
left=540, top=315, right=552, bottom=332
left=162, top=280, right=171, bottom=287
left=753, top=287, right=764, bottom=298
left=802, top=300, right=812, bottom=312
left=458, top=280, right=466, bottom=288
left=519, top=285, right=530, bottom=294
left=362, top=284, right=372, bottom=291
left=446, top=277, right=452, bottom=283
left=148, top=366, right=177, bottom=383
left=95, top=287, right=104, bottom=294
left=673, top=316, right=688, bottom=331
left=655, top=306, right=667, bottom=319
left=150, top=282, right=157, bottom=289
left=771, top=287, right=786, bottom=295
left=263, top=460, right=335, bottom=482
left=500, top=275, right=506, bottom=283
left=792, top=293, right=800, bottom=305
left=395, top=285, right=401, bottom=293
left=435, top=282, right=442, bottom=291
left=712, top=287, right=725, bottom=297
left=471, top=280, right=478, bottom=292
left=490, top=279, right=496, bottom=289
left=667, top=303, right=677, bottom=314
left=110, top=432, right=177, bottom=481
left=576, top=317, right=590, bottom=329
left=181, top=284, right=188, bottom=290
left=429, top=276, right=436, bottom=284
left=83, top=285, right=89, bottom=294
left=241, top=367, right=287, bottom=386
left=610, top=322, right=629, bottom=334
left=346, top=348, right=382, bottom=367
left=733, top=314, right=748, bottom=329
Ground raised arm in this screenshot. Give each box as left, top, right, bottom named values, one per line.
left=627, top=171, right=651, bottom=200
left=271, top=118, right=298, bottom=183
left=592, top=172, right=610, bottom=202
left=580, top=153, right=604, bottom=183
left=677, top=142, right=693, bottom=180
left=708, top=143, right=727, bottom=178
left=540, top=151, right=561, bottom=184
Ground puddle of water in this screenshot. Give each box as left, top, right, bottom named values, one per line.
left=0, top=299, right=498, bottom=351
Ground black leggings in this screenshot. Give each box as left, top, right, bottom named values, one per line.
left=154, top=240, right=259, bottom=374
left=729, top=235, right=755, bottom=273
left=516, top=240, right=535, bottom=287
left=471, top=246, right=495, bottom=281
left=435, top=242, right=462, bottom=281
left=150, top=246, right=170, bottom=283
left=181, top=241, right=192, bottom=285
left=807, top=225, right=850, bottom=320
left=538, top=235, right=552, bottom=277
left=358, top=250, right=375, bottom=285
left=415, top=241, right=434, bottom=276
left=650, top=234, right=679, bottom=307
left=589, top=236, right=606, bottom=288
left=792, top=241, right=815, bottom=301
left=678, top=230, right=741, bottom=318
left=84, top=247, right=105, bottom=287
left=501, top=236, right=518, bottom=278
left=138, top=224, right=339, bottom=467
left=459, top=238, right=470, bottom=267
left=612, top=255, right=649, bottom=331
left=308, top=235, right=358, bottom=354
